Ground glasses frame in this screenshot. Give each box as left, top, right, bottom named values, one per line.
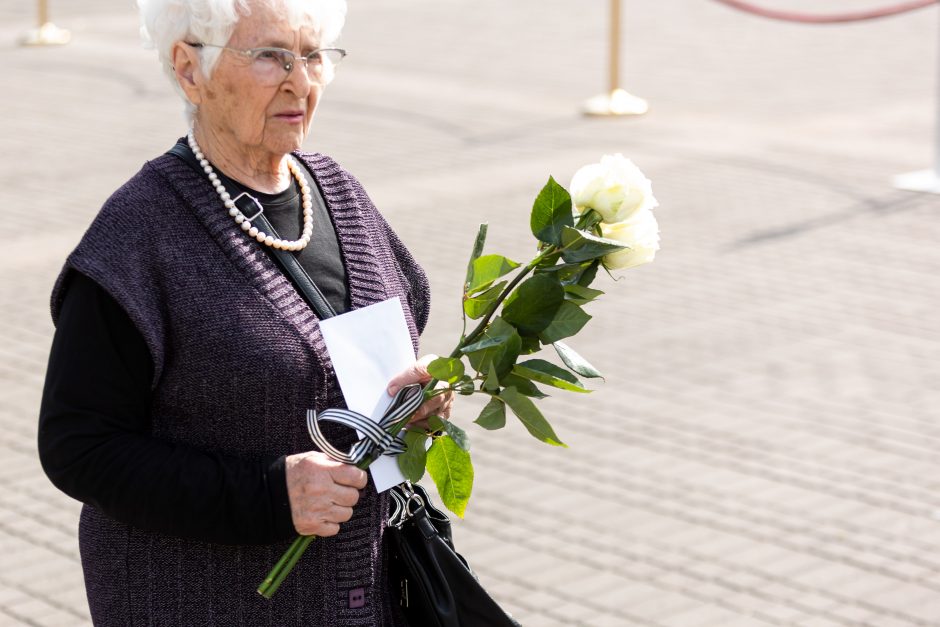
left=186, top=42, right=346, bottom=82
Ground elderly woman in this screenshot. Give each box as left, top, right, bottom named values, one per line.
left=37, top=0, right=446, bottom=624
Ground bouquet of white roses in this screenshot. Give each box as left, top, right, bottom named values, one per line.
left=259, top=153, right=659, bottom=598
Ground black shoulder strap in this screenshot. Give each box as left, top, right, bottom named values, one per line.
left=166, top=141, right=338, bottom=319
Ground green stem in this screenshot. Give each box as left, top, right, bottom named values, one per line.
left=455, top=245, right=557, bottom=354
left=257, top=535, right=315, bottom=598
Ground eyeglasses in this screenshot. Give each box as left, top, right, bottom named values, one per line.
left=187, top=43, right=346, bottom=86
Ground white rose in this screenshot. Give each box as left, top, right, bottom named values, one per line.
left=569, top=154, right=657, bottom=224
left=600, top=209, right=660, bottom=270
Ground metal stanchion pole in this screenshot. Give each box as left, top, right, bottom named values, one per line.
left=893, top=7, right=939, bottom=193
left=609, top=0, right=622, bottom=95
left=20, top=0, right=71, bottom=47
left=584, top=0, right=648, bottom=117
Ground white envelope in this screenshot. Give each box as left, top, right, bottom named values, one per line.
left=317, top=297, right=417, bottom=492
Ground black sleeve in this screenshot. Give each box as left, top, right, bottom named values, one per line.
left=38, top=271, right=296, bottom=545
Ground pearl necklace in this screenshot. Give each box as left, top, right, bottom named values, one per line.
left=187, top=131, right=313, bottom=251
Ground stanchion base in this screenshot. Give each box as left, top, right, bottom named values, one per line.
left=893, top=169, right=940, bottom=194
left=20, top=23, right=71, bottom=46
left=583, top=89, right=649, bottom=117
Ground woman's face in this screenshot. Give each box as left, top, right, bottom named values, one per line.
left=193, top=1, right=324, bottom=160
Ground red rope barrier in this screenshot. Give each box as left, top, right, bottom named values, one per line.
left=711, top=0, right=937, bottom=24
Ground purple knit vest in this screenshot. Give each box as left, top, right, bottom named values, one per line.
left=51, top=151, right=429, bottom=626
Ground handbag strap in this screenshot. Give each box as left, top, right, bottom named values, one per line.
left=167, top=142, right=337, bottom=319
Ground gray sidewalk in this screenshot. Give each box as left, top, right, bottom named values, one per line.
left=1, top=0, right=939, bottom=625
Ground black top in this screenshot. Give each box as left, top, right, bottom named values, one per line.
left=38, top=145, right=350, bottom=544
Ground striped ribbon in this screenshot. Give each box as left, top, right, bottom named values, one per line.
left=306, top=384, right=425, bottom=465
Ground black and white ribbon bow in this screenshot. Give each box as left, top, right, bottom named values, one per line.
left=306, top=384, right=425, bottom=465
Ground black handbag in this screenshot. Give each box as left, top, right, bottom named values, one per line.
left=386, top=483, right=521, bottom=627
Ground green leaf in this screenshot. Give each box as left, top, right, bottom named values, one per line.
left=553, top=340, right=603, bottom=379
left=495, top=332, right=522, bottom=378
left=519, top=335, right=541, bottom=355
left=460, top=317, right=517, bottom=353
left=530, top=176, right=574, bottom=246
left=574, top=208, right=603, bottom=231
left=468, top=255, right=520, bottom=294
left=502, top=274, right=565, bottom=336
left=427, top=357, right=465, bottom=384
left=427, top=436, right=474, bottom=518
left=483, top=356, right=500, bottom=392
left=564, top=284, right=604, bottom=305
left=536, top=261, right=582, bottom=275
left=443, top=420, right=471, bottom=451
left=513, top=358, right=590, bottom=393
left=474, top=397, right=507, bottom=430
left=547, top=260, right=600, bottom=287
left=463, top=281, right=506, bottom=320
left=463, top=224, right=488, bottom=292
left=534, top=250, right=563, bottom=268
left=398, top=429, right=428, bottom=482
left=553, top=264, right=591, bottom=283
left=427, top=415, right=447, bottom=432
left=560, top=226, right=626, bottom=263
left=464, top=318, right=521, bottom=379
left=538, top=301, right=592, bottom=344
left=500, top=387, right=566, bottom=447
left=501, top=373, right=548, bottom=399
left=577, top=260, right=600, bottom=288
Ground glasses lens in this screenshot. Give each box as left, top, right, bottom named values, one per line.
left=250, top=48, right=293, bottom=85
left=317, top=49, right=345, bottom=67
left=301, top=49, right=344, bottom=83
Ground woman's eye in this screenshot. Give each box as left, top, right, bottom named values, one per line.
left=255, top=50, right=283, bottom=62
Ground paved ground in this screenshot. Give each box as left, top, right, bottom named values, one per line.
left=1, top=0, right=939, bottom=625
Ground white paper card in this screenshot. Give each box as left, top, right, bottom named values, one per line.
left=318, top=297, right=415, bottom=492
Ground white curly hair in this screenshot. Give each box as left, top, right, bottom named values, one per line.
left=138, top=0, right=347, bottom=120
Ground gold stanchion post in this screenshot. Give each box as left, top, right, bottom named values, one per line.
left=20, top=0, right=71, bottom=46
left=893, top=7, right=940, bottom=193
left=584, top=0, right=648, bottom=117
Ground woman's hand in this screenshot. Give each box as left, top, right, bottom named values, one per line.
left=387, top=354, right=455, bottom=430
left=284, top=451, right=368, bottom=536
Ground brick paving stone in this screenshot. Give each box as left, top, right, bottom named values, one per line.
left=626, top=590, right=703, bottom=622
left=790, top=592, right=840, bottom=615
left=550, top=600, right=599, bottom=626
left=828, top=603, right=883, bottom=624
left=4, top=0, right=940, bottom=625
left=793, top=619, right=843, bottom=627
left=580, top=613, right=643, bottom=627
left=858, top=617, right=925, bottom=627
left=753, top=602, right=814, bottom=625
left=721, top=592, right=774, bottom=615
left=665, top=603, right=775, bottom=627
left=4, top=597, right=70, bottom=623
left=527, top=560, right=602, bottom=591
left=0, top=586, right=32, bottom=610
left=864, top=584, right=940, bottom=624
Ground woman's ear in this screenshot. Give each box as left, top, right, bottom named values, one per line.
left=171, top=41, right=202, bottom=106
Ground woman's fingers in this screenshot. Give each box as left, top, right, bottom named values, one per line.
left=407, top=382, right=455, bottom=426
left=330, top=485, right=361, bottom=508
left=329, top=504, right=355, bottom=524
left=329, top=463, right=368, bottom=489
left=387, top=354, right=437, bottom=395
left=285, top=451, right=369, bottom=536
